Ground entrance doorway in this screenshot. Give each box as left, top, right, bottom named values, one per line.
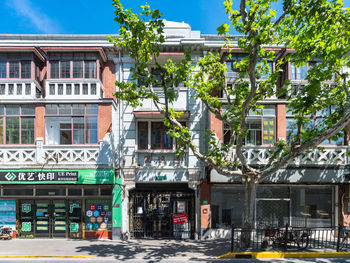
left=19, top=200, right=82, bottom=238
left=130, top=191, right=195, bottom=239
left=255, top=199, right=290, bottom=228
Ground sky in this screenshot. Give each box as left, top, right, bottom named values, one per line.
left=0, top=0, right=348, bottom=35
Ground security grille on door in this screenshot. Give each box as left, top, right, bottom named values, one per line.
left=256, top=199, right=290, bottom=228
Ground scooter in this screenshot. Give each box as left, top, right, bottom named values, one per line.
left=0, top=225, right=13, bottom=240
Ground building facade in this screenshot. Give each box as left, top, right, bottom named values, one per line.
left=0, top=22, right=349, bottom=240
left=0, top=35, right=122, bottom=239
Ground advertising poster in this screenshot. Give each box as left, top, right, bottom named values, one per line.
left=0, top=200, right=16, bottom=230
left=85, top=200, right=112, bottom=230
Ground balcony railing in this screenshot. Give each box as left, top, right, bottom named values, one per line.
left=240, top=146, right=348, bottom=166
left=0, top=79, right=42, bottom=99
left=0, top=139, right=113, bottom=167
left=45, top=79, right=104, bottom=99
left=135, top=150, right=188, bottom=168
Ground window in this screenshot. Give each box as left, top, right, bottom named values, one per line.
left=226, top=54, right=246, bottom=78
left=138, top=122, right=148, bottom=149
left=16, top=84, right=22, bottom=95
left=0, top=61, right=6, bottom=78
left=49, top=84, right=55, bottom=95
left=25, top=84, right=31, bottom=95
left=286, top=106, right=344, bottom=145
left=83, top=84, right=88, bottom=95
left=85, top=61, right=96, bottom=78
left=58, top=84, right=63, bottom=95
left=0, top=84, right=5, bottom=95
left=74, top=84, right=80, bottom=95
left=66, top=84, right=72, bottom=95
left=49, top=60, right=97, bottom=79
left=151, top=122, right=172, bottom=149
left=73, top=61, right=83, bottom=78
left=290, top=63, right=308, bottom=80
left=8, top=84, right=14, bottom=95
left=0, top=104, right=35, bottom=144
left=9, top=61, right=19, bottom=78
left=21, top=61, right=31, bottom=78
left=137, top=121, right=174, bottom=150
left=0, top=60, right=33, bottom=79
left=45, top=104, right=98, bottom=145
left=246, top=106, right=276, bottom=145
left=60, top=61, right=71, bottom=78
left=50, top=61, right=59, bottom=78
left=91, top=84, right=96, bottom=95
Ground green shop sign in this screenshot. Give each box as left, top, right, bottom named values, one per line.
left=0, top=169, right=114, bottom=184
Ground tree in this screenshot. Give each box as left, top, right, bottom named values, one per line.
left=109, top=0, right=350, bottom=246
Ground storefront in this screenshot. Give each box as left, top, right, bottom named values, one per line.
left=129, top=183, right=195, bottom=239
left=0, top=169, right=122, bottom=239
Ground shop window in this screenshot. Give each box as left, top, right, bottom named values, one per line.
left=291, top=187, right=332, bottom=227
left=84, top=188, right=99, bottom=196
left=100, top=187, right=112, bottom=196
left=45, top=104, right=98, bottom=145
left=68, top=188, right=82, bottom=196
left=0, top=104, right=35, bottom=144
left=211, top=186, right=245, bottom=228
left=3, top=188, right=33, bottom=196
left=85, top=200, right=112, bottom=231
left=36, top=188, right=66, bottom=196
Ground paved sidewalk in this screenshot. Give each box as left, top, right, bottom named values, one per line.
left=0, top=238, right=230, bottom=261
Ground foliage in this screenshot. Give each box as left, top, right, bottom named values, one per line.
left=109, top=0, right=350, bottom=228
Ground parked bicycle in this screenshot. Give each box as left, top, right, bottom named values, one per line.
left=261, top=225, right=310, bottom=250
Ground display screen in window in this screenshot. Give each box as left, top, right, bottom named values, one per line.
left=85, top=200, right=112, bottom=231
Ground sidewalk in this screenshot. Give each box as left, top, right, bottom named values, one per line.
left=0, top=238, right=230, bottom=260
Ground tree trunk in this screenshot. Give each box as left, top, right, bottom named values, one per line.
left=241, top=176, right=257, bottom=249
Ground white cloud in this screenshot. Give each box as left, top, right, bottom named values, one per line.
left=6, top=0, right=60, bottom=33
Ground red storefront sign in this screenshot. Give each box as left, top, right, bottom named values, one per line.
left=172, top=213, right=188, bottom=225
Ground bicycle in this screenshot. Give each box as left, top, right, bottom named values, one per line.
left=261, top=226, right=310, bottom=250
left=120, top=231, right=129, bottom=241
left=338, top=227, right=350, bottom=251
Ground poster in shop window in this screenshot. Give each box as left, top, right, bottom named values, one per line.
left=85, top=200, right=112, bottom=231
left=0, top=200, right=16, bottom=230
left=177, top=201, right=186, bottom=213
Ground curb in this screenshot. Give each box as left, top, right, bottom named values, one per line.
left=219, top=252, right=350, bottom=259
left=0, top=255, right=95, bottom=259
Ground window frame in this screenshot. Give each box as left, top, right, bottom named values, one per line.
left=49, top=60, right=98, bottom=79
left=136, top=120, right=183, bottom=150
left=44, top=104, right=99, bottom=145
left=0, top=104, right=36, bottom=145
left=286, top=106, right=344, bottom=146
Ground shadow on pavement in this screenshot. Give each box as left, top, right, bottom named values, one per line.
left=75, top=239, right=230, bottom=261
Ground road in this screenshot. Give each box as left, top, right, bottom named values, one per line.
left=0, top=258, right=350, bottom=263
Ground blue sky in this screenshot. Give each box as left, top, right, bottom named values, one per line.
left=0, top=0, right=348, bottom=35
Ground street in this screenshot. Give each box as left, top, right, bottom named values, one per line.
left=0, top=239, right=350, bottom=262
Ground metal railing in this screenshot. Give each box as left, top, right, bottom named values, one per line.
left=230, top=224, right=350, bottom=252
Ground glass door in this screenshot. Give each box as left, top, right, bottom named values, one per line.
left=19, top=200, right=35, bottom=238
left=52, top=200, right=67, bottom=238
left=68, top=200, right=82, bottom=239
left=35, top=200, right=50, bottom=238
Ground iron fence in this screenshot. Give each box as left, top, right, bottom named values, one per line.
left=230, top=224, right=350, bottom=252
